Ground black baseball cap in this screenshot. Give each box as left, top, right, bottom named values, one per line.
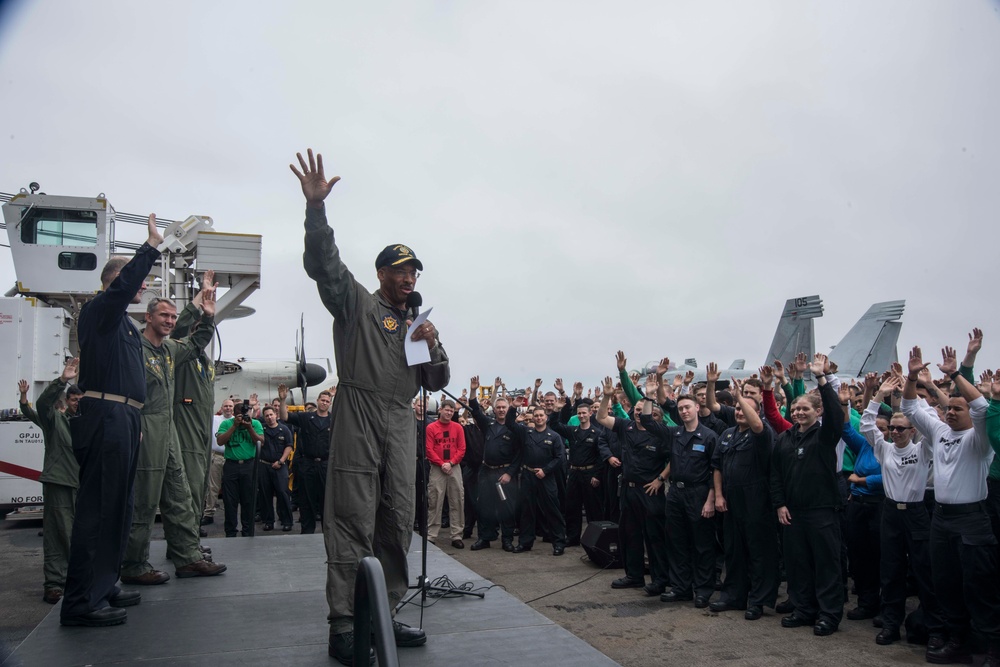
left=375, top=244, right=423, bottom=271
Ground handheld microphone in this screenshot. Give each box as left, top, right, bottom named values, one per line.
left=406, top=291, right=422, bottom=319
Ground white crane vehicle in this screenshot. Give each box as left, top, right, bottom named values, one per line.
left=0, top=184, right=263, bottom=516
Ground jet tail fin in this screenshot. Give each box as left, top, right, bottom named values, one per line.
left=765, top=296, right=824, bottom=369
left=729, top=359, right=745, bottom=370
left=828, top=300, right=905, bottom=378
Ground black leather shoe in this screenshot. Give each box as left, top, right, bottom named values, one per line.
left=60, top=607, right=127, bottom=627
left=200, top=516, right=214, bottom=525
left=745, top=605, right=763, bottom=620
left=552, top=547, right=565, bottom=556
left=263, top=523, right=274, bottom=531
left=42, top=588, right=63, bottom=604
left=813, top=619, right=837, bottom=636
left=846, top=606, right=877, bottom=621
left=109, top=590, right=141, bottom=608
left=611, top=576, right=644, bottom=589
left=199, top=528, right=208, bottom=538
left=565, top=539, right=581, bottom=547
left=872, top=614, right=883, bottom=628
left=470, top=539, right=491, bottom=551
left=390, top=621, right=427, bottom=647
left=775, top=598, right=794, bottom=614
left=282, top=524, right=292, bottom=532
left=502, top=540, right=514, bottom=552
left=694, top=596, right=710, bottom=608
left=926, top=639, right=973, bottom=665
left=709, top=600, right=744, bottom=613
left=329, top=631, right=375, bottom=666
left=875, top=628, right=900, bottom=645
left=926, top=634, right=946, bottom=651
left=781, top=613, right=815, bottom=628
left=451, top=539, right=465, bottom=549
left=512, top=544, right=532, bottom=553
left=643, top=583, right=666, bottom=597
left=660, top=591, right=693, bottom=603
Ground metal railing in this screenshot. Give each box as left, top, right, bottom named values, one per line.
left=354, top=556, right=399, bottom=666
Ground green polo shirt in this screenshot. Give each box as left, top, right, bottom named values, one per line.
left=217, top=417, right=263, bottom=461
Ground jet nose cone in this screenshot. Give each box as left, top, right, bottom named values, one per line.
left=303, top=363, right=327, bottom=387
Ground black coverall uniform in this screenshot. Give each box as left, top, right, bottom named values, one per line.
left=713, top=424, right=778, bottom=609
left=470, top=398, right=522, bottom=544
left=549, top=407, right=606, bottom=545
left=62, top=243, right=159, bottom=621
left=612, top=417, right=670, bottom=589
left=642, top=414, right=718, bottom=600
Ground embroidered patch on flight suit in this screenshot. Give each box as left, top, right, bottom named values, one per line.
left=382, top=315, right=400, bottom=333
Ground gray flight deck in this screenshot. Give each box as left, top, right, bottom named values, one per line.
left=2, top=534, right=617, bottom=667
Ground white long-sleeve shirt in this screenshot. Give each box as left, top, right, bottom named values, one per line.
left=860, top=400, right=931, bottom=502
left=901, top=395, right=993, bottom=504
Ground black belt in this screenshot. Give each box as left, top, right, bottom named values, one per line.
left=227, top=458, right=255, bottom=464
left=885, top=498, right=924, bottom=510
left=850, top=493, right=884, bottom=505
left=304, top=457, right=328, bottom=463
left=626, top=480, right=656, bottom=488
left=670, top=480, right=708, bottom=490
left=936, top=501, right=986, bottom=516
left=570, top=464, right=597, bottom=471
left=484, top=462, right=512, bottom=470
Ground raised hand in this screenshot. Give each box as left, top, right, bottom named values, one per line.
left=864, top=372, right=879, bottom=391
left=656, top=356, right=670, bottom=377
left=907, top=346, right=928, bottom=377
left=731, top=377, right=744, bottom=395
left=706, top=362, right=720, bottom=383
left=683, top=370, right=694, bottom=385
left=534, top=378, right=542, bottom=389
left=838, top=382, right=852, bottom=404
left=61, top=357, right=80, bottom=383
left=573, top=381, right=584, bottom=398
left=553, top=378, right=564, bottom=394
left=968, top=328, right=984, bottom=356
left=629, top=371, right=640, bottom=386
left=616, top=350, right=627, bottom=372
left=938, top=346, right=958, bottom=376
left=146, top=213, right=164, bottom=248
left=593, top=385, right=602, bottom=401
left=644, top=374, right=657, bottom=397
left=877, top=375, right=901, bottom=400
left=17, top=379, right=29, bottom=397
left=809, top=353, right=829, bottom=377
left=470, top=375, right=480, bottom=394
left=758, top=365, right=774, bottom=387
left=991, top=372, right=1000, bottom=401
left=773, top=360, right=786, bottom=385
left=199, top=278, right=218, bottom=317
left=793, top=352, right=808, bottom=377
left=672, top=374, right=684, bottom=390
left=290, top=149, right=341, bottom=207
left=603, top=376, right=615, bottom=396
left=277, top=383, right=289, bottom=402
left=890, top=362, right=903, bottom=379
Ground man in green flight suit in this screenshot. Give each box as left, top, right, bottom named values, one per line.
left=290, top=148, right=451, bottom=665
left=121, top=280, right=227, bottom=584
left=170, top=271, right=218, bottom=545
left=18, top=358, right=82, bottom=604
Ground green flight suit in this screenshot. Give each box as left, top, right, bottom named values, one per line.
left=171, top=303, right=217, bottom=534
left=122, top=310, right=215, bottom=576
left=302, top=205, right=450, bottom=634
left=22, top=379, right=79, bottom=592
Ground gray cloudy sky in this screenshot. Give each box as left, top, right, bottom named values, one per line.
left=1, top=0, right=998, bottom=396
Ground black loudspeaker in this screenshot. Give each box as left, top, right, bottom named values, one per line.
left=581, top=521, right=621, bottom=568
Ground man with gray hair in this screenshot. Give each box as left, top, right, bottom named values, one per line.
left=120, top=287, right=226, bottom=585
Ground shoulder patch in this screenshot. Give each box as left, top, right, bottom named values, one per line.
left=382, top=315, right=400, bottom=333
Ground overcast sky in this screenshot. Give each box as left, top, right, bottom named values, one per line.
left=1, top=1, right=998, bottom=397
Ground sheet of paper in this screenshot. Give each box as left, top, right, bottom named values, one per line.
left=405, top=307, right=434, bottom=366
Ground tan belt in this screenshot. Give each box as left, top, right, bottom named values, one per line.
left=83, top=391, right=144, bottom=410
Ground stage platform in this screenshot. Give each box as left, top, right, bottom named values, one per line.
left=3, top=533, right=618, bottom=666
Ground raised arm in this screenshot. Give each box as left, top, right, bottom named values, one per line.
left=595, top=376, right=617, bottom=430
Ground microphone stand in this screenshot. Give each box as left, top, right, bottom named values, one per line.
left=402, top=387, right=483, bottom=624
